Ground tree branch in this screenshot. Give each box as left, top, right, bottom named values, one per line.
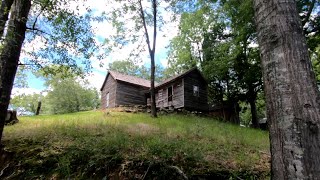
left=152, top=0, right=157, bottom=54
left=138, top=0, right=152, bottom=55
left=26, top=27, right=49, bottom=35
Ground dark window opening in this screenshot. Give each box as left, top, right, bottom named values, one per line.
left=168, top=86, right=173, bottom=101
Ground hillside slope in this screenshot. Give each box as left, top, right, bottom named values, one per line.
left=2, top=111, right=270, bottom=179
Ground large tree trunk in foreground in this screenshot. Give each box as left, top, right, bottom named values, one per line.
left=254, top=0, right=320, bottom=179
left=0, top=0, right=31, bottom=145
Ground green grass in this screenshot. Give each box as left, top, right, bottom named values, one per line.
left=2, top=111, right=270, bottom=179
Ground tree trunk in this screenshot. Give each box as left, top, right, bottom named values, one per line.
left=248, top=88, right=259, bottom=128
left=150, top=53, right=157, bottom=117
left=0, top=0, right=31, bottom=145
left=248, top=97, right=258, bottom=128
left=0, top=0, right=14, bottom=86
left=0, top=0, right=14, bottom=37
left=35, top=101, right=41, bottom=115
left=138, top=0, right=157, bottom=118
left=254, top=0, right=320, bottom=179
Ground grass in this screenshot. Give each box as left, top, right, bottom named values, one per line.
left=2, top=110, right=270, bottom=179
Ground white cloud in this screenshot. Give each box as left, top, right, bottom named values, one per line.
left=19, top=0, right=180, bottom=94
left=85, top=71, right=106, bottom=90
left=11, top=87, right=45, bottom=97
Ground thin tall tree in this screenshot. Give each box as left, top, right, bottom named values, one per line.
left=138, top=0, right=157, bottom=117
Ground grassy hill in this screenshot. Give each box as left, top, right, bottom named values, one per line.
left=2, top=110, right=270, bottom=179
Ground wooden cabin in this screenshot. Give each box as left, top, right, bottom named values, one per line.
left=153, top=68, right=208, bottom=112
left=100, top=71, right=150, bottom=108
left=100, top=68, right=208, bottom=112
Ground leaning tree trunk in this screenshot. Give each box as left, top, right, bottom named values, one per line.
left=35, top=101, right=41, bottom=115
left=254, top=0, right=320, bottom=179
left=0, top=0, right=31, bottom=145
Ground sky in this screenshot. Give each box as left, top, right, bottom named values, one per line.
left=12, top=0, right=179, bottom=96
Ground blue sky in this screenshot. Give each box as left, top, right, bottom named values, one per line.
left=12, top=0, right=178, bottom=96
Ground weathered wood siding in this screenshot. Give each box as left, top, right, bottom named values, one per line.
left=155, top=79, right=184, bottom=109
left=101, top=74, right=117, bottom=109
left=116, top=81, right=149, bottom=106
left=183, top=71, right=208, bottom=111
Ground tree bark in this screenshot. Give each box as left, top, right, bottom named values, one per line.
left=0, top=0, right=31, bottom=145
left=0, top=0, right=14, bottom=37
left=248, top=96, right=258, bottom=128
left=138, top=0, right=157, bottom=118
left=254, top=0, right=320, bottom=179
left=35, top=101, right=41, bottom=115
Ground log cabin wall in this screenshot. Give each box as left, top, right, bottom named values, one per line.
left=116, top=81, right=149, bottom=106
left=155, top=79, right=184, bottom=109
left=101, top=74, right=117, bottom=108
left=183, top=71, right=208, bottom=112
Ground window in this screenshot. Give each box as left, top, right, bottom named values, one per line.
left=106, top=92, right=110, bottom=107
left=193, top=85, right=199, bottom=97
left=168, top=86, right=173, bottom=101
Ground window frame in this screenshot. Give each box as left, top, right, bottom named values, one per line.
left=193, top=85, right=199, bottom=97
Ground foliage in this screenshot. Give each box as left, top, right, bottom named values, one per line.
left=13, top=66, right=28, bottom=89
left=21, top=0, right=105, bottom=73
left=44, top=78, right=99, bottom=114
left=3, top=111, right=270, bottom=179
left=10, top=93, right=44, bottom=114
left=240, top=93, right=266, bottom=126
left=109, top=59, right=165, bottom=82
left=167, top=0, right=263, bottom=126
left=32, top=66, right=99, bottom=114
left=296, top=0, right=320, bottom=83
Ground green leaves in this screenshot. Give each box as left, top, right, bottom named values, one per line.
left=45, top=77, right=99, bottom=114
left=24, top=0, right=102, bottom=73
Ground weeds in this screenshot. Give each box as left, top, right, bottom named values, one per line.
left=2, top=110, right=270, bottom=179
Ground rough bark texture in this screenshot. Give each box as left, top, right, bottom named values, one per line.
left=0, top=0, right=31, bottom=145
left=0, top=0, right=14, bottom=91
left=253, top=0, right=320, bottom=179
left=0, top=0, right=14, bottom=37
